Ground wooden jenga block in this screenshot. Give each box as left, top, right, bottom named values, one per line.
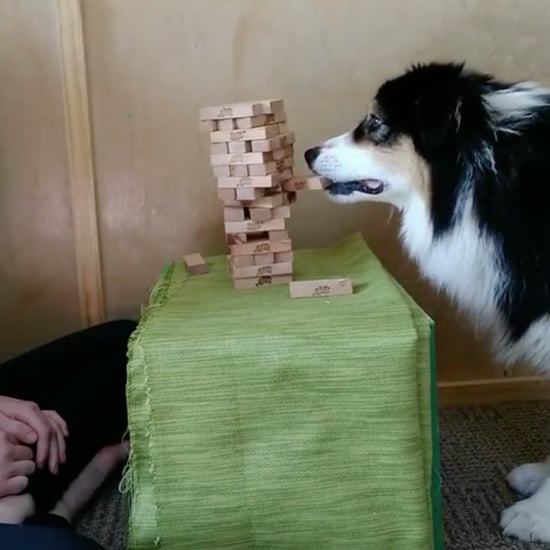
left=273, top=206, right=291, bottom=219
left=268, top=230, right=288, bottom=241
left=278, top=168, right=294, bottom=181
left=289, top=278, right=353, bottom=298
left=282, top=176, right=325, bottom=192
left=289, top=279, right=353, bottom=299
left=235, top=114, right=270, bottom=129
left=230, top=254, right=254, bottom=268
left=221, top=192, right=285, bottom=208
left=278, top=122, right=289, bottom=134
left=210, top=151, right=274, bottom=166
left=225, top=218, right=286, bottom=234
left=199, top=120, right=218, bottom=132
left=236, top=111, right=286, bottom=129
left=248, top=157, right=293, bottom=176
left=210, top=125, right=281, bottom=143
left=300, top=176, right=325, bottom=190
left=254, top=253, right=274, bottom=265
left=250, top=192, right=284, bottom=208
left=211, top=142, right=229, bottom=154
left=281, top=180, right=296, bottom=192
left=217, top=188, right=236, bottom=203
left=228, top=141, right=252, bottom=153
left=200, top=102, right=263, bottom=120
left=251, top=132, right=295, bottom=152
left=232, top=274, right=292, bottom=290
left=231, top=262, right=293, bottom=279
left=274, top=251, right=293, bottom=263
left=218, top=118, right=237, bottom=131
left=230, top=164, right=249, bottom=177
left=229, top=238, right=292, bottom=256
left=258, top=99, right=285, bottom=114
left=272, top=145, right=294, bottom=161
left=216, top=175, right=281, bottom=189
left=236, top=188, right=264, bottom=200
left=213, top=165, right=231, bottom=177
left=223, top=206, right=245, bottom=222
left=226, top=233, right=247, bottom=245
left=249, top=208, right=272, bottom=223
left=183, top=253, right=208, bottom=275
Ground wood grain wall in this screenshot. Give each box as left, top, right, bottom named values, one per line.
left=0, top=0, right=81, bottom=360
left=2, top=0, right=550, bottom=404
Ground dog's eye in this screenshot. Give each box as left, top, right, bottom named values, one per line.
left=366, top=114, right=382, bottom=132
left=362, top=114, right=390, bottom=144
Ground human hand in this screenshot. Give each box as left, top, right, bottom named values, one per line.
left=0, top=396, right=68, bottom=475
left=0, top=430, right=35, bottom=497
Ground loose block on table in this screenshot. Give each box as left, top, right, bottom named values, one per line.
left=289, top=278, right=353, bottom=299
left=183, top=253, right=208, bottom=275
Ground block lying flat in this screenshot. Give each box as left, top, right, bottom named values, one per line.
left=289, top=278, right=353, bottom=299
left=183, top=253, right=208, bottom=275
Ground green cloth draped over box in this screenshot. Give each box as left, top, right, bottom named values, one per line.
left=125, top=233, right=442, bottom=550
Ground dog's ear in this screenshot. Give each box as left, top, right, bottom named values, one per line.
left=414, top=91, right=464, bottom=153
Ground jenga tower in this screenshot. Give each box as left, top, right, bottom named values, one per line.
left=199, top=99, right=296, bottom=289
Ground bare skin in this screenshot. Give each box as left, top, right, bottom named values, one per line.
left=0, top=395, right=129, bottom=525
left=0, top=442, right=129, bottom=524
left=50, top=441, right=129, bottom=523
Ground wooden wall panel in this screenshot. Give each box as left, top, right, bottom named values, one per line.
left=81, top=0, right=550, bottom=393
left=0, top=0, right=81, bottom=361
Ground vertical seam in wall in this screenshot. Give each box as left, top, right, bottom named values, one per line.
left=55, top=0, right=105, bottom=326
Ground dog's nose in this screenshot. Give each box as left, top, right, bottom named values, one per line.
left=304, top=146, right=321, bottom=168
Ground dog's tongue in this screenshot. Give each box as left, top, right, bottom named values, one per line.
left=364, top=179, right=383, bottom=191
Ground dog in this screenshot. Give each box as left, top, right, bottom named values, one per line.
left=305, top=61, right=550, bottom=544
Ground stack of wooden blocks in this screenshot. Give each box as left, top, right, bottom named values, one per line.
left=199, top=99, right=296, bottom=289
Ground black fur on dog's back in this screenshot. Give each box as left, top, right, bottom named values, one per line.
left=375, top=62, right=550, bottom=342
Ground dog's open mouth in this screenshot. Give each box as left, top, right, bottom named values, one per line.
left=323, top=179, right=385, bottom=196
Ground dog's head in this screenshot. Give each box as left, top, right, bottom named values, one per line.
left=305, top=62, right=488, bottom=208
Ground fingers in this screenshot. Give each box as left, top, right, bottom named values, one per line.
left=44, top=411, right=69, bottom=438
left=9, top=444, right=33, bottom=462
left=10, top=459, right=36, bottom=478
left=0, top=476, right=28, bottom=498
left=9, top=403, right=52, bottom=469
left=0, top=412, right=37, bottom=445
left=43, top=411, right=67, bottom=469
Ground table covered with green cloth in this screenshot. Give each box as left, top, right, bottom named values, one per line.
left=125, top=232, right=442, bottom=550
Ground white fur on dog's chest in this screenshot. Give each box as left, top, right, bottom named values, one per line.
left=400, top=194, right=502, bottom=330
left=400, top=194, right=550, bottom=371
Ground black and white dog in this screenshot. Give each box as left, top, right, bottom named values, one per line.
left=305, top=62, right=550, bottom=544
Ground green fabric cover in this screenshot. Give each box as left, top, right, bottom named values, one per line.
left=125, top=233, right=441, bottom=550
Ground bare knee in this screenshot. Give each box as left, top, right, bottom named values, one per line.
left=0, top=494, right=35, bottom=524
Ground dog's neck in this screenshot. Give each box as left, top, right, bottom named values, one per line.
left=399, top=191, right=502, bottom=332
